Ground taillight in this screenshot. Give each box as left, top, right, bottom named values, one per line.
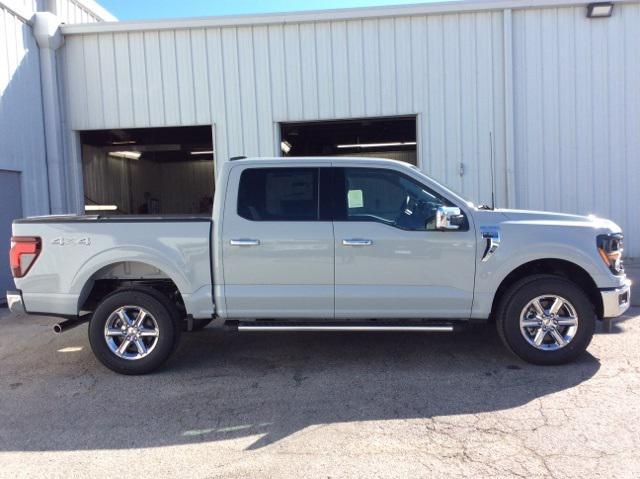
left=10, top=236, right=41, bottom=278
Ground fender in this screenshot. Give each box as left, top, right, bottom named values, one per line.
left=71, top=245, right=194, bottom=297
left=471, top=222, right=619, bottom=319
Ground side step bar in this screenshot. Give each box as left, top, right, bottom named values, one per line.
left=236, top=324, right=455, bottom=332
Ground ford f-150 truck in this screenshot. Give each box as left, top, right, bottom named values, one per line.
left=6, top=157, right=631, bottom=374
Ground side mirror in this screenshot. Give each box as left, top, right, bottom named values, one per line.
left=435, top=206, right=464, bottom=230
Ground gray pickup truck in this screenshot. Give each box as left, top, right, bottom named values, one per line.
left=6, top=157, right=631, bottom=374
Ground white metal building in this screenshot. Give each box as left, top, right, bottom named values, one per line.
left=0, top=0, right=115, bottom=295
left=1, top=0, right=639, bottom=297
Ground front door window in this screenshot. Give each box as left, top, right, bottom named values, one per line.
left=338, top=167, right=460, bottom=231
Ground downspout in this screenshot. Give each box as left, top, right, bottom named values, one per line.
left=32, top=12, right=67, bottom=214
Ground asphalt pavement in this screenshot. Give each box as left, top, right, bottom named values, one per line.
left=0, top=308, right=638, bottom=478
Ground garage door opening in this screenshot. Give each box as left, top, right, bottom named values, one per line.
left=80, top=126, right=214, bottom=215
left=280, top=116, right=417, bottom=165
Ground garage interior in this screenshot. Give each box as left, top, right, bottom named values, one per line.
left=80, top=126, right=214, bottom=215
left=280, top=116, right=417, bottom=165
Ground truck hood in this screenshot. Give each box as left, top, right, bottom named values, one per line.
left=495, top=208, right=621, bottom=232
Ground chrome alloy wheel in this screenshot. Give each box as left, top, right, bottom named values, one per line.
left=519, top=295, right=579, bottom=351
left=104, top=306, right=160, bottom=360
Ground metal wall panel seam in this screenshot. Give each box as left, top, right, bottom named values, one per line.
left=502, top=8, right=515, bottom=207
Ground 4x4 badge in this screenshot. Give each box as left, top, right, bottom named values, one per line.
left=52, top=237, right=91, bottom=246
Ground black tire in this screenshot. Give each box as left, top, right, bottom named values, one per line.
left=496, top=274, right=596, bottom=365
left=88, top=287, right=181, bottom=374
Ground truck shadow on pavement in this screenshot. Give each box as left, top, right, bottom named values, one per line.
left=0, top=320, right=601, bottom=452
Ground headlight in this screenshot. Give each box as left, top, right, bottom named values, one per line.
left=597, top=233, right=624, bottom=275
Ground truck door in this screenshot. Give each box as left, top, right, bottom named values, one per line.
left=332, top=166, right=476, bottom=319
left=221, top=163, right=334, bottom=318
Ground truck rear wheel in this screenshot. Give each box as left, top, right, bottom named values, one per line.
left=496, top=274, right=595, bottom=365
left=88, top=287, right=181, bottom=374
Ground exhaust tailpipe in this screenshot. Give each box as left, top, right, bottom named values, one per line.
left=53, top=318, right=87, bottom=334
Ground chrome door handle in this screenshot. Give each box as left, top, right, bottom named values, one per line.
left=230, top=239, right=260, bottom=246
left=342, top=239, right=373, bottom=246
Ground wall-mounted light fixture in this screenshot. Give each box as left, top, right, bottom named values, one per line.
left=586, top=2, right=614, bottom=18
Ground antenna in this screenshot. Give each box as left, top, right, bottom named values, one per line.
left=489, top=131, right=496, bottom=210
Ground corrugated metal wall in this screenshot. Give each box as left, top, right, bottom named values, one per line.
left=59, top=2, right=640, bottom=256
left=62, top=11, right=507, bottom=209
left=1, top=0, right=107, bottom=21
left=0, top=0, right=112, bottom=214
left=51, top=0, right=107, bottom=24
left=1, top=0, right=42, bottom=17
left=0, top=4, right=49, bottom=216
left=512, top=3, right=640, bottom=257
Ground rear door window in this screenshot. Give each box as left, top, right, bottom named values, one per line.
left=237, top=168, right=319, bottom=221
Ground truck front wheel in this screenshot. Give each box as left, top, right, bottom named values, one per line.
left=88, top=288, right=181, bottom=374
left=496, top=274, right=596, bottom=365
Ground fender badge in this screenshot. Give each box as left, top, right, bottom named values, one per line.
left=52, top=237, right=91, bottom=246
left=479, top=226, right=500, bottom=262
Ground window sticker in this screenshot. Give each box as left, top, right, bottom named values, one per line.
left=348, top=189, right=364, bottom=208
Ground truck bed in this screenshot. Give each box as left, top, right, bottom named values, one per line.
left=11, top=215, right=214, bottom=319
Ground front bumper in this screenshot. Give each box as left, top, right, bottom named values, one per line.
left=600, top=279, right=631, bottom=318
left=6, top=290, right=25, bottom=315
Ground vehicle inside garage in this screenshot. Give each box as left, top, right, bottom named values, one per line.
left=80, top=126, right=214, bottom=215
left=280, top=116, right=417, bottom=165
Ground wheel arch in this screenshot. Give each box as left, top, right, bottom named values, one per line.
left=489, top=258, right=603, bottom=320
left=77, top=259, right=187, bottom=315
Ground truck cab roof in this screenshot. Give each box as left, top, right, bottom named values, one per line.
left=227, top=156, right=419, bottom=169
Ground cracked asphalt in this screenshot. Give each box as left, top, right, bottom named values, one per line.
left=0, top=307, right=639, bottom=478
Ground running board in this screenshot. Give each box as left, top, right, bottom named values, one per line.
left=236, top=324, right=455, bottom=332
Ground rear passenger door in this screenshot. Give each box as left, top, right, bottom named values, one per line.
left=221, top=163, right=334, bottom=318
